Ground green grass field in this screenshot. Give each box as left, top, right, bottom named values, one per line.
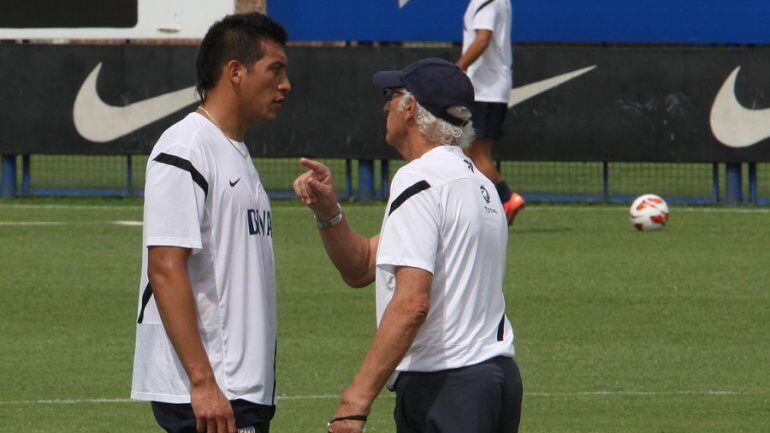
left=1, top=198, right=769, bottom=432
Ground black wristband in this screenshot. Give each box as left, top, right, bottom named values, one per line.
left=329, top=414, right=368, bottom=423
left=327, top=414, right=368, bottom=432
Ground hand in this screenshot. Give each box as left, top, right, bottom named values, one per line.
left=293, top=158, right=339, bottom=220
left=190, top=379, right=236, bottom=433
left=327, top=416, right=365, bottom=433
left=326, top=390, right=370, bottom=433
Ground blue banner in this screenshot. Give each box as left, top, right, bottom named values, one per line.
left=268, top=0, right=770, bottom=44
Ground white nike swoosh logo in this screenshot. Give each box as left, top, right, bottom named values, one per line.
left=508, top=65, right=597, bottom=108
left=710, top=66, right=770, bottom=148
left=73, top=63, right=197, bottom=143
left=399, top=0, right=411, bottom=8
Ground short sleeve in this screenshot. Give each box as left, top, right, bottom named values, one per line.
left=472, top=0, right=499, bottom=31
left=377, top=171, right=440, bottom=274
left=143, top=144, right=209, bottom=253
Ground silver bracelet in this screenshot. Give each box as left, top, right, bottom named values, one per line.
left=314, top=203, right=343, bottom=229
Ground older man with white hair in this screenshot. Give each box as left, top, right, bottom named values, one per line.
left=293, top=57, right=523, bottom=433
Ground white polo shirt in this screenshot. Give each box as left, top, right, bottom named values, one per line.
left=131, top=112, right=277, bottom=405
left=376, top=145, right=515, bottom=373
left=462, top=0, right=513, bottom=103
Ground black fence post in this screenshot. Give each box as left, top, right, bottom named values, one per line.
left=345, top=159, right=353, bottom=200
left=602, top=162, right=610, bottom=202
left=22, top=154, right=31, bottom=195
left=126, top=154, right=134, bottom=196
left=380, top=159, right=390, bottom=200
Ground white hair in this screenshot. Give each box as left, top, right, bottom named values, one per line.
left=397, top=91, right=475, bottom=149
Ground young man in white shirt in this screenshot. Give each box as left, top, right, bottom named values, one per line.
left=131, top=12, right=290, bottom=433
left=457, top=0, right=525, bottom=225
left=293, top=58, right=523, bottom=433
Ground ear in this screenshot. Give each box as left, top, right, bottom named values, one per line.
left=403, top=97, right=418, bottom=121
left=225, top=60, right=244, bottom=85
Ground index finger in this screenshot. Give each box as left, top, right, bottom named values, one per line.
left=299, top=157, right=329, bottom=175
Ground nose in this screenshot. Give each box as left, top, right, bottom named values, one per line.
left=383, top=101, right=390, bottom=112
left=279, top=77, right=291, bottom=94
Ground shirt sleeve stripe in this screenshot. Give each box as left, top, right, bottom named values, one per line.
left=388, top=180, right=431, bottom=216
left=497, top=314, right=505, bottom=341
left=474, top=0, right=497, bottom=16
left=137, top=282, right=153, bottom=324
left=153, top=152, right=209, bottom=197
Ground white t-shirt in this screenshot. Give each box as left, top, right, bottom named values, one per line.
left=462, top=0, right=513, bottom=103
left=131, top=112, right=277, bottom=405
left=376, top=145, right=515, bottom=373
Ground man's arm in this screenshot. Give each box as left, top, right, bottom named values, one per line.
left=294, top=158, right=378, bottom=287
left=317, top=223, right=379, bottom=288
left=456, top=29, right=493, bottom=71
left=148, top=246, right=236, bottom=433
left=327, top=266, right=432, bottom=433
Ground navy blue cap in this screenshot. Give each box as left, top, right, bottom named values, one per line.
left=372, top=57, right=474, bottom=127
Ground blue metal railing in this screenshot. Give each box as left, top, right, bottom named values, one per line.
left=0, top=153, right=764, bottom=205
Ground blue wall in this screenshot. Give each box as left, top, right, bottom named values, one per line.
left=268, top=0, right=770, bottom=43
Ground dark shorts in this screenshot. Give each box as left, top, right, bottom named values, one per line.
left=393, top=356, right=523, bottom=433
left=472, top=102, right=508, bottom=140
left=151, top=399, right=275, bottom=433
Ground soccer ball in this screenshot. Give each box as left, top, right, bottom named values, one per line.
left=629, top=194, right=669, bottom=231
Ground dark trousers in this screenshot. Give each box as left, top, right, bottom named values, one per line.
left=394, top=356, right=523, bottom=433
left=151, top=399, right=275, bottom=433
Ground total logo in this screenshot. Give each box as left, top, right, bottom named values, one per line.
left=480, top=185, right=491, bottom=203
left=480, top=185, right=498, bottom=215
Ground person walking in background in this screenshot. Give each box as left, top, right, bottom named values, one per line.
left=457, top=0, right=525, bottom=225
left=131, top=12, right=290, bottom=433
left=294, top=58, right=523, bottom=433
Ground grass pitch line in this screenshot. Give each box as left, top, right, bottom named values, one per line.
left=0, top=390, right=759, bottom=405
left=4, top=202, right=770, bottom=214
left=527, top=390, right=749, bottom=397
left=0, top=221, right=67, bottom=226
left=530, top=205, right=770, bottom=214
left=1, top=204, right=143, bottom=211
left=0, top=395, right=349, bottom=405
left=0, top=221, right=143, bottom=226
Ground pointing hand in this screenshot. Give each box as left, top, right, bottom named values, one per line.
left=293, top=158, right=339, bottom=219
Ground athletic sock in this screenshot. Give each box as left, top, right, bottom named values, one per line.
left=495, top=181, right=513, bottom=202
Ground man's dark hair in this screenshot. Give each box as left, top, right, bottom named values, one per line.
left=195, top=12, right=288, bottom=101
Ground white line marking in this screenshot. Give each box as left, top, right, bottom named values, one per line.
left=0, top=204, right=143, bottom=210
left=0, top=398, right=135, bottom=405
left=527, top=206, right=770, bottom=214
left=0, top=221, right=67, bottom=226
left=114, top=220, right=143, bottom=226
left=0, top=390, right=759, bottom=405
left=0, top=221, right=143, bottom=226
left=2, top=204, right=769, bottom=215
left=0, top=204, right=311, bottom=211
left=526, top=390, right=750, bottom=397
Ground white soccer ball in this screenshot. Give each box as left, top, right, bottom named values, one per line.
left=629, top=194, right=669, bottom=231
